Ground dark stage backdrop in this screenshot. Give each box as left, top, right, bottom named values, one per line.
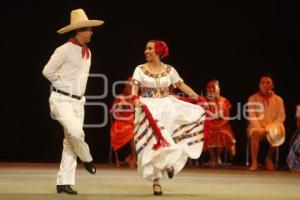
left=1, top=0, right=299, bottom=166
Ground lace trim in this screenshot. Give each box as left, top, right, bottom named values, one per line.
left=140, top=65, right=171, bottom=78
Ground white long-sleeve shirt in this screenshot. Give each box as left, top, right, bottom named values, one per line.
left=247, top=92, right=286, bottom=133
left=42, top=42, right=91, bottom=96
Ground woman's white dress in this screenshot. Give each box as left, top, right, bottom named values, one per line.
left=132, top=64, right=205, bottom=180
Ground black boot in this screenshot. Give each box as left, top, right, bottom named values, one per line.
left=153, top=184, right=163, bottom=196
left=167, top=167, right=174, bottom=179
left=84, top=161, right=96, bottom=174
left=56, top=185, right=78, bottom=195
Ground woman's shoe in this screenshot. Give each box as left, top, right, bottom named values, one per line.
left=153, top=184, right=163, bottom=196
left=167, top=167, right=174, bottom=179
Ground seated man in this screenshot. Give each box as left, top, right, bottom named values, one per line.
left=247, top=73, right=286, bottom=171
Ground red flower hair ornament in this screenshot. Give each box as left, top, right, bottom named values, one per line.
left=154, top=40, right=169, bottom=59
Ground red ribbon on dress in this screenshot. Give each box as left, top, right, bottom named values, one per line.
left=69, top=37, right=90, bottom=59
left=140, top=104, right=170, bottom=150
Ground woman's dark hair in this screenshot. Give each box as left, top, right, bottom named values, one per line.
left=259, top=73, right=275, bottom=89
left=259, top=73, right=274, bottom=81
left=207, top=79, right=220, bottom=86
left=68, top=27, right=90, bottom=38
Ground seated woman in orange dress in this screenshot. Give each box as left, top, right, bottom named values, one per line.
left=110, top=77, right=136, bottom=167
left=205, top=79, right=236, bottom=167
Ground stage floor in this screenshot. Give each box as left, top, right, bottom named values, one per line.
left=0, top=163, right=299, bottom=200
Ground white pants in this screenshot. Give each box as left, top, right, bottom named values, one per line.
left=49, top=92, right=93, bottom=185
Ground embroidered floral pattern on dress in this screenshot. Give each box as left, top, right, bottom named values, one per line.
left=173, top=131, right=204, bottom=144
left=135, top=127, right=166, bottom=155
left=140, top=87, right=170, bottom=98
left=176, top=121, right=203, bottom=137
left=172, top=115, right=205, bottom=135
left=135, top=124, right=151, bottom=145
left=140, top=65, right=171, bottom=78
left=136, top=134, right=155, bottom=155
left=138, top=116, right=147, bottom=127
left=187, top=138, right=204, bottom=146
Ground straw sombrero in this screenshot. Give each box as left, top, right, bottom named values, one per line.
left=57, top=9, right=104, bottom=34
left=266, top=122, right=285, bottom=147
